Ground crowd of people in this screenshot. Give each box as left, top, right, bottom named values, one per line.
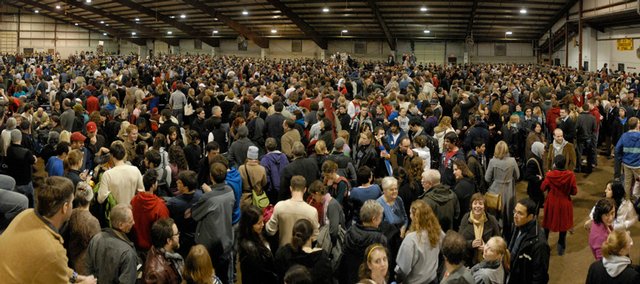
left=0, top=50, right=639, bottom=283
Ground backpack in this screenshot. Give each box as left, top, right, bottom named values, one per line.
left=317, top=224, right=346, bottom=272
left=424, top=135, right=440, bottom=169
left=156, top=167, right=171, bottom=197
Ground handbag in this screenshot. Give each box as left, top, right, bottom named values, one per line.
left=183, top=102, right=194, bottom=116
left=244, top=165, right=270, bottom=209
left=485, top=191, right=503, bottom=215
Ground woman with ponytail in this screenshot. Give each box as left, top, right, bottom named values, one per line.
left=470, top=236, right=510, bottom=284
left=275, top=219, right=332, bottom=284
left=586, top=229, right=640, bottom=283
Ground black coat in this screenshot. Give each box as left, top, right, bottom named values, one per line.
left=508, top=221, right=550, bottom=284
left=586, top=259, right=640, bottom=284
left=239, top=238, right=278, bottom=284
left=524, top=156, right=545, bottom=208
left=274, top=245, right=332, bottom=284
left=278, top=157, right=319, bottom=201
left=453, top=177, right=475, bottom=230
left=557, top=117, right=577, bottom=143
left=340, top=224, right=387, bottom=284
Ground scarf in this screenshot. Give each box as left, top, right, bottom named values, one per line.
left=322, top=193, right=332, bottom=226
left=161, top=248, right=185, bottom=278
left=469, top=212, right=487, bottom=263
left=552, top=139, right=568, bottom=157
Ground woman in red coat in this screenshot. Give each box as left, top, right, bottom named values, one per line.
left=541, top=154, right=577, bottom=256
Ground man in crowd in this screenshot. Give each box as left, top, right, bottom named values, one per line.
left=279, top=142, right=319, bottom=201
left=507, top=198, right=550, bottom=284
left=167, top=170, right=202, bottom=257
left=547, top=128, right=577, bottom=172
left=130, top=170, right=170, bottom=251
left=0, top=176, right=96, bottom=283
left=143, top=218, right=184, bottom=283
left=97, top=141, right=144, bottom=205
left=614, top=117, right=640, bottom=199
left=420, top=169, right=459, bottom=232
left=6, top=129, right=36, bottom=207
left=87, top=203, right=139, bottom=284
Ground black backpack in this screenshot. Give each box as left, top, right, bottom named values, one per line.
left=156, top=167, right=171, bottom=197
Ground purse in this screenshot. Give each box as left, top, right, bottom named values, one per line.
left=485, top=191, right=503, bottom=215
left=183, top=102, right=194, bottom=116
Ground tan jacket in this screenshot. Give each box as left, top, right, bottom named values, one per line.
left=546, top=141, right=576, bottom=172
left=281, top=129, right=301, bottom=158
left=238, top=161, right=267, bottom=193
left=0, top=209, right=74, bottom=283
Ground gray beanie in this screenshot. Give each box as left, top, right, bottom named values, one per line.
left=247, top=146, right=259, bottom=160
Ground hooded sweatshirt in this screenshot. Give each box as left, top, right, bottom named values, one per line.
left=131, top=192, right=170, bottom=250
left=225, top=167, right=243, bottom=225
left=260, top=151, right=290, bottom=193
left=604, top=255, right=632, bottom=277
left=420, top=184, right=460, bottom=231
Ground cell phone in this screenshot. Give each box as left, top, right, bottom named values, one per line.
left=88, top=170, right=94, bottom=177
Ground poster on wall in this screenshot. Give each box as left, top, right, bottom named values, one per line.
left=23, top=48, right=33, bottom=56
left=617, top=38, right=633, bottom=51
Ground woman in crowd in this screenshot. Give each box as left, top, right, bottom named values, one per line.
left=310, top=140, right=330, bottom=170
left=275, top=219, right=332, bottom=284
left=525, top=122, right=545, bottom=161
left=395, top=200, right=444, bottom=284
left=169, top=144, right=189, bottom=194
left=65, top=182, right=101, bottom=275
left=589, top=198, right=616, bottom=260
left=458, top=193, right=501, bottom=266
left=182, top=244, right=223, bottom=284
left=341, top=200, right=387, bottom=284
left=376, top=176, right=408, bottom=237
left=452, top=159, right=475, bottom=228
left=238, top=146, right=267, bottom=207
left=525, top=141, right=545, bottom=213
left=238, top=205, right=278, bottom=284
left=470, top=236, right=510, bottom=284
left=433, top=116, right=455, bottom=152
left=541, top=155, right=577, bottom=255
left=395, top=164, right=421, bottom=219
left=485, top=141, right=519, bottom=239
left=586, top=230, right=640, bottom=283
left=308, top=180, right=345, bottom=243
left=358, top=244, right=390, bottom=284
left=64, top=149, right=86, bottom=189
left=586, top=181, right=637, bottom=231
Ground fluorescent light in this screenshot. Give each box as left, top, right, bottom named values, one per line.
left=74, top=23, right=78, bottom=26
left=103, top=33, right=107, bottom=36
left=506, top=31, right=513, bottom=35
left=131, top=32, right=136, bottom=35
left=34, top=10, right=39, bottom=13
left=180, top=14, right=186, bottom=19
left=167, top=31, right=172, bottom=35
left=520, top=9, right=527, bottom=14
left=212, top=30, right=218, bottom=34
left=135, top=18, right=140, bottom=22
left=423, top=30, right=430, bottom=34
left=341, top=29, right=348, bottom=33
left=242, top=10, right=249, bottom=15
left=214, top=18, right=218, bottom=21
left=271, top=29, right=277, bottom=34
left=100, top=21, right=104, bottom=24
left=86, top=0, right=91, bottom=3
left=55, top=5, right=61, bottom=9
left=170, top=15, right=175, bottom=19
left=105, top=24, right=109, bottom=26
left=322, top=7, right=330, bottom=13
left=420, top=7, right=428, bottom=12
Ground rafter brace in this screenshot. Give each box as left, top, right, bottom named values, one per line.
left=366, top=0, right=395, bottom=50
left=180, top=0, right=269, bottom=49
left=539, top=0, right=580, bottom=39
left=14, top=0, right=147, bottom=46
left=265, top=0, right=327, bottom=49
left=61, top=0, right=158, bottom=36
left=114, top=0, right=220, bottom=47
left=466, top=0, right=479, bottom=38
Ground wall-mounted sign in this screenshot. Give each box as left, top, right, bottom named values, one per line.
left=617, top=38, right=633, bottom=51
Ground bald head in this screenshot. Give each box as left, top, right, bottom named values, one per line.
left=553, top=128, right=564, bottom=144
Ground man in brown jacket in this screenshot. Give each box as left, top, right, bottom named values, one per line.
left=546, top=128, right=577, bottom=172
left=143, top=218, right=183, bottom=283
left=280, top=119, right=301, bottom=159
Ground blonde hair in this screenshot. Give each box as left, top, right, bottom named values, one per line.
left=487, top=236, right=511, bottom=272
left=338, top=130, right=350, bottom=144
left=63, top=149, right=84, bottom=171
left=509, top=114, right=520, bottom=124
left=602, top=230, right=631, bottom=258
left=314, top=140, right=329, bottom=155
left=182, top=245, right=215, bottom=284
left=434, top=116, right=452, bottom=133
left=59, top=130, right=71, bottom=143
left=493, top=141, right=510, bottom=159
left=409, top=200, right=442, bottom=247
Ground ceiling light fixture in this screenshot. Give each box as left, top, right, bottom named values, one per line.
left=520, top=9, right=527, bottom=14
left=100, top=21, right=104, bottom=24
left=212, top=30, right=219, bottom=34
left=271, top=29, right=277, bottom=34
left=55, top=5, right=61, bottom=9
left=103, top=33, right=107, bottom=36
left=74, top=23, right=78, bottom=26
left=86, top=0, right=91, bottom=3
left=423, top=30, right=430, bottom=34
left=135, top=18, right=140, bottom=22
left=341, top=29, right=348, bottom=33
left=105, top=24, right=109, bottom=26
left=170, top=15, right=175, bottom=19
left=131, top=32, right=136, bottom=36
left=242, top=10, right=249, bottom=15
left=322, top=7, right=330, bottom=13
left=420, top=7, right=427, bottom=12
left=180, top=14, right=186, bottom=18
left=167, top=31, right=172, bottom=35
left=34, top=10, right=39, bottom=13
left=505, top=31, right=513, bottom=35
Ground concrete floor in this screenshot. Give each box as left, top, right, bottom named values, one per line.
left=517, top=155, right=640, bottom=283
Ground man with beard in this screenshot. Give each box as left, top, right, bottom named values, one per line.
left=143, top=218, right=184, bottom=283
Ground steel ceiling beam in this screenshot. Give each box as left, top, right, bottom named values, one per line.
left=13, top=0, right=147, bottom=46
left=179, top=0, right=269, bottom=48
left=111, top=0, right=220, bottom=47
left=365, top=0, right=395, bottom=50
left=539, top=0, right=580, bottom=38
left=265, top=0, right=327, bottom=49
left=466, top=0, right=479, bottom=38
left=60, top=0, right=159, bottom=36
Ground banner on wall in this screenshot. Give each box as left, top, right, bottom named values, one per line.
left=617, top=38, right=633, bottom=51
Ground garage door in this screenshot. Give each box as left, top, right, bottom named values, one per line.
left=414, top=42, right=445, bottom=65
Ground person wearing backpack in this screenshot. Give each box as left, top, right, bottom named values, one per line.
left=239, top=146, right=269, bottom=209
left=144, top=149, right=172, bottom=197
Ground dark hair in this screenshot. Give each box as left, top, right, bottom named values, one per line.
left=610, top=182, right=625, bottom=215
left=109, top=141, right=127, bottom=161
left=284, top=119, right=295, bottom=129
left=473, top=139, right=485, bottom=150
left=210, top=162, right=227, bottom=183
left=54, top=141, right=70, bottom=156
left=36, top=176, right=74, bottom=218
left=265, top=137, right=278, bottom=152
left=307, top=180, right=327, bottom=195
left=284, top=265, right=312, bottom=284
left=290, top=219, right=314, bottom=252
left=517, top=198, right=538, bottom=217
left=143, top=169, right=158, bottom=191
left=409, top=117, right=423, bottom=126
left=150, top=218, right=175, bottom=248
left=177, top=170, right=197, bottom=190
left=145, top=149, right=162, bottom=167
left=239, top=205, right=263, bottom=242
left=441, top=231, right=467, bottom=265
left=274, top=102, right=284, bottom=112
left=444, top=132, right=458, bottom=144
left=357, top=166, right=373, bottom=185
left=205, top=141, right=220, bottom=153
left=553, top=154, right=566, bottom=170
left=210, top=154, right=229, bottom=169
left=593, top=198, right=615, bottom=225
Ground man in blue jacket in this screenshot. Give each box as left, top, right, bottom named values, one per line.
left=614, top=117, right=640, bottom=199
